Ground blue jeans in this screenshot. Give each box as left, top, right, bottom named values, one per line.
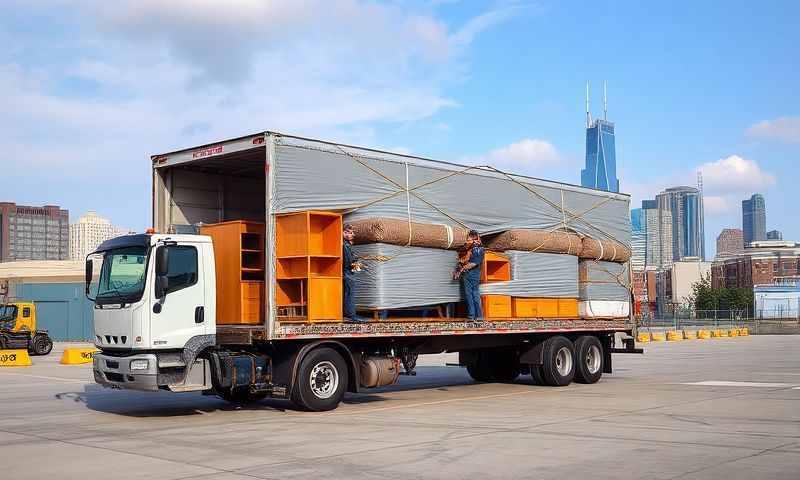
left=343, top=274, right=356, bottom=319
left=461, top=275, right=482, bottom=320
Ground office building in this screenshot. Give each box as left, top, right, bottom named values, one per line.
left=0, top=202, right=69, bottom=262
left=711, top=240, right=800, bottom=289
left=767, top=230, right=783, bottom=241
left=69, top=211, right=130, bottom=260
left=716, top=228, right=744, bottom=257
left=742, top=193, right=766, bottom=246
left=580, top=82, right=619, bottom=192
left=630, top=208, right=646, bottom=271
left=656, top=186, right=705, bottom=261
left=657, top=259, right=712, bottom=307
left=642, top=198, right=673, bottom=270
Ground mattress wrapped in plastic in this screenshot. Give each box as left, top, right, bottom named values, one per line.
left=578, top=260, right=631, bottom=302
left=349, top=217, right=468, bottom=250
left=579, top=300, right=630, bottom=318
left=484, top=230, right=583, bottom=256
left=479, top=251, right=578, bottom=298
left=580, top=238, right=631, bottom=262
left=351, top=243, right=461, bottom=309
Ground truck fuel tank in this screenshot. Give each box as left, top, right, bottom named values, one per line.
left=360, top=357, right=400, bottom=388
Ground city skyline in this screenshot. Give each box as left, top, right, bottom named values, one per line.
left=1, top=2, right=796, bottom=258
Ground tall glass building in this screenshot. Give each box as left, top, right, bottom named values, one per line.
left=630, top=208, right=646, bottom=271
left=742, top=193, right=766, bottom=247
left=581, top=119, right=619, bottom=193
left=656, top=186, right=705, bottom=261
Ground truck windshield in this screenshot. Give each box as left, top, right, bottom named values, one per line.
left=94, top=246, right=149, bottom=305
left=0, top=304, right=17, bottom=329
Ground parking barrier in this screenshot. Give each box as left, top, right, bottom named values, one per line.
left=728, top=328, right=739, bottom=337
left=683, top=330, right=698, bottom=339
left=636, top=332, right=651, bottom=343
left=739, top=327, right=749, bottom=336
left=650, top=332, right=666, bottom=342
left=0, top=349, right=32, bottom=367
left=697, top=330, right=711, bottom=339
left=666, top=331, right=683, bottom=341
left=60, top=348, right=100, bottom=365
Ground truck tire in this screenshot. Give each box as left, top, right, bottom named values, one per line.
left=540, top=336, right=575, bottom=387
left=486, top=349, right=520, bottom=383
left=291, top=347, right=348, bottom=412
left=573, top=335, right=603, bottom=384
left=467, top=350, right=520, bottom=383
left=530, top=365, right=545, bottom=385
left=29, top=334, right=53, bottom=356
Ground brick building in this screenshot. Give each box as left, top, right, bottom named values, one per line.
left=0, top=203, right=70, bottom=262
left=716, top=228, right=743, bottom=257
left=712, top=240, right=800, bottom=289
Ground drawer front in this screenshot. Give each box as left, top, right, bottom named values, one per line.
left=240, top=282, right=264, bottom=324
left=482, top=295, right=512, bottom=318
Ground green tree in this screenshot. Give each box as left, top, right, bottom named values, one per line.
left=688, top=274, right=720, bottom=311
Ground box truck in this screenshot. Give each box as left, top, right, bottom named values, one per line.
left=87, top=132, right=639, bottom=411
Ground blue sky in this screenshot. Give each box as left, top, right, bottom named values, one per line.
left=2, top=0, right=798, bottom=256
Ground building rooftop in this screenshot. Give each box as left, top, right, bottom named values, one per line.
left=0, top=260, right=86, bottom=282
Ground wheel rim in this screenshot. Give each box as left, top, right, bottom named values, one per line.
left=309, top=361, right=339, bottom=399
left=555, top=346, right=573, bottom=377
left=585, top=344, right=601, bottom=374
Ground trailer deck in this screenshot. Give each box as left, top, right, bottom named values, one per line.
left=216, top=318, right=632, bottom=342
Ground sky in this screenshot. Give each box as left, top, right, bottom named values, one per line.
left=2, top=0, right=798, bottom=257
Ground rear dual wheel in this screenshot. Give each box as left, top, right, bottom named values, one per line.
left=531, top=335, right=603, bottom=386
left=466, top=349, right=521, bottom=383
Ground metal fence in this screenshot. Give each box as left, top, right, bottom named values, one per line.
left=635, top=308, right=800, bottom=334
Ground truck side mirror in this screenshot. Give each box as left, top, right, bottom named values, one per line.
left=85, top=259, right=93, bottom=295
left=155, top=275, right=169, bottom=300
left=155, top=246, right=169, bottom=276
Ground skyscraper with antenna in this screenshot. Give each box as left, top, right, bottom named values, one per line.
left=581, top=81, right=619, bottom=193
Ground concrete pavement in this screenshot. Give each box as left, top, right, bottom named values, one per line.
left=0, top=337, right=798, bottom=479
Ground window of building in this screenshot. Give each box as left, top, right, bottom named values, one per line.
left=165, top=246, right=198, bottom=294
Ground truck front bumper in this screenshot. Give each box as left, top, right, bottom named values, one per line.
left=93, top=352, right=160, bottom=392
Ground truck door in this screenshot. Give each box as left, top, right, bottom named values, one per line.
left=149, top=244, right=207, bottom=349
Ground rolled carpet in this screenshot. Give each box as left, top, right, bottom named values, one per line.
left=484, top=229, right=583, bottom=256
left=349, top=217, right=469, bottom=250
left=579, top=237, right=631, bottom=262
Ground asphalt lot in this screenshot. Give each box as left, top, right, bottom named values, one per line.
left=1, top=336, right=798, bottom=480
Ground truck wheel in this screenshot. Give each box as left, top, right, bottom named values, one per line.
left=574, top=336, right=603, bottom=384
left=540, top=336, right=575, bottom=387
left=291, top=347, right=348, bottom=412
left=530, top=365, right=545, bottom=385
left=486, top=350, right=520, bottom=383
left=466, top=361, right=493, bottom=382
left=30, top=334, right=53, bottom=356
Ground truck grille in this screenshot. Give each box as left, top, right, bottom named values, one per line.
left=105, top=372, right=125, bottom=382
left=105, top=360, right=119, bottom=369
left=100, top=335, right=128, bottom=345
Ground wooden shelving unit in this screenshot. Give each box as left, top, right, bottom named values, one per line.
left=199, top=221, right=265, bottom=325
left=275, top=211, right=343, bottom=322
left=479, top=251, right=512, bottom=319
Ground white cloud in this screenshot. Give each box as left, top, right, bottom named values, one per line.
left=702, top=195, right=730, bottom=215
left=746, top=116, right=800, bottom=143
left=471, top=138, right=562, bottom=171
left=698, top=155, right=776, bottom=195
left=0, top=1, right=521, bottom=229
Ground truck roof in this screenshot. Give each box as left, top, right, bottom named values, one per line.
left=151, top=131, right=631, bottom=200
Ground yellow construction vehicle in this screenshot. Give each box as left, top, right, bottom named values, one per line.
left=0, top=301, right=53, bottom=355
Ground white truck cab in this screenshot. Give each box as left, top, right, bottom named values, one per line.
left=87, top=233, right=217, bottom=392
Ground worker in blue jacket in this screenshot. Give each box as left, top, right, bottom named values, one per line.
left=343, top=224, right=367, bottom=323
left=454, top=230, right=485, bottom=320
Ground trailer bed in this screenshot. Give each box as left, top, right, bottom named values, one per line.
left=216, top=318, right=631, bottom=342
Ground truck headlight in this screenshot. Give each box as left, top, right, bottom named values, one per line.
left=130, top=359, right=149, bottom=371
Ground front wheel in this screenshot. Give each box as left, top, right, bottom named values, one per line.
left=291, top=347, right=348, bottom=411
left=29, top=334, right=53, bottom=356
